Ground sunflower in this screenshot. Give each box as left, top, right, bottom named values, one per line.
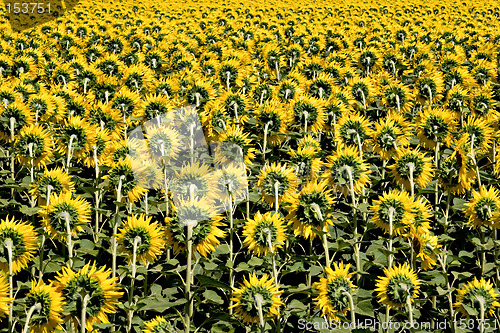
left=454, top=277, right=500, bottom=318
left=142, top=124, right=181, bottom=163
left=0, top=273, right=11, bottom=320
left=349, top=76, right=377, bottom=109
left=469, top=86, right=498, bottom=122
left=408, top=195, right=433, bottom=234
left=370, top=190, right=415, bottom=236
left=415, top=73, right=445, bottom=105
left=438, top=140, right=476, bottom=194
left=334, top=112, right=372, bottom=151
left=275, top=78, right=304, bottom=102
left=0, top=101, right=33, bottom=142
left=164, top=198, right=226, bottom=257
left=375, top=263, right=421, bottom=310
left=229, top=273, right=283, bottom=325
left=86, top=102, right=125, bottom=140
left=463, top=186, right=500, bottom=229
left=313, top=262, right=357, bottom=322
left=416, top=107, right=457, bottom=149
left=290, top=96, right=326, bottom=133
left=212, top=162, right=249, bottom=204
left=254, top=100, right=291, bottom=146
left=38, top=192, right=91, bottom=242
left=256, top=162, right=298, bottom=208
left=458, top=117, right=494, bottom=155
left=285, top=179, right=336, bottom=240
left=297, top=135, right=321, bottom=153
left=14, top=124, right=54, bottom=169
left=288, top=147, right=323, bottom=180
left=143, top=316, right=174, bottom=333
left=25, top=280, right=65, bottom=333
left=242, top=211, right=287, bottom=256
left=135, top=159, right=164, bottom=191
left=112, top=88, right=144, bottom=123
left=57, top=115, right=98, bottom=163
left=55, top=263, right=123, bottom=331
left=169, top=162, right=220, bottom=203
left=215, top=125, right=256, bottom=166
left=118, top=214, right=166, bottom=265
left=389, top=147, right=434, bottom=191
left=324, top=144, right=370, bottom=196
left=0, top=216, right=38, bottom=274
left=381, top=82, right=414, bottom=114
left=445, top=85, right=469, bottom=115
left=370, top=117, right=409, bottom=160
left=141, top=94, right=174, bottom=122
left=411, top=230, right=441, bottom=271
left=82, top=127, right=112, bottom=169
left=104, top=157, right=147, bottom=203
left=30, top=167, right=75, bottom=205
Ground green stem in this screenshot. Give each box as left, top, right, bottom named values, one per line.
left=22, top=303, right=42, bottom=333
left=406, top=295, right=414, bottom=327
left=5, top=238, right=13, bottom=331
left=343, top=291, right=356, bottom=325
left=185, top=222, right=194, bottom=333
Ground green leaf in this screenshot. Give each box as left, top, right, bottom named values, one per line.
left=195, top=274, right=231, bottom=290
left=203, top=290, right=224, bottom=304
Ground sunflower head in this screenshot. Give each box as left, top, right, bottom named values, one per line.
left=370, top=190, right=415, bottom=236
left=0, top=216, right=38, bottom=274
left=25, top=280, right=65, bottom=333
left=464, top=186, right=500, bottom=229
left=229, top=273, right=283, bottom=325
left=454, top=278, right=500, bottom=318
left=375, top=263, right=420, bottom=309
left=313, top=262, right=357, bottom=322
left=256, top=162, right=298, bottom=208
left=242, top=211, right=287, bottom=256
left=389, top=147, right=434, bottom=191
left=118, top=214, right=166, bottom=265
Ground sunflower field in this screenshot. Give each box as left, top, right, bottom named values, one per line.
left=0, top=0, right=499, bottom=332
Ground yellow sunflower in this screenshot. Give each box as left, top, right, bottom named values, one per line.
left=0, top=216, right=38, bottom=274
left=463, top=186, right=500, bottom=229
left=454, top=277, right=500, bottom=318
left=389, top=147, right=434, bottom=191
left=285, top=179, right=336, bottom=240
left=242, top=211, right=287, bottom=256
left=38, top=192, right=91, bottom=242
left=164, top=198, right=226, bottom=257
left=57, top=115, right=97, bottom=163
left=214, top=125, right=256, bottom=167
left=229, top=273, right=283, bottom=325
left=438, top=138, right=476, bottom=194
left=256, top=162, right=298, bottom=208
left=29, top=167, right=75, bottom=206
left=370, top=190, right=415, bottom=236
left=417, top=107, right=457, bottom=149
left=0, top=273, right=12, bottom=320
left=324, top=144, right=371, bottom=196
left=411, top=230, right=441, bottom=271
left=104, top=157, right=148, bottom=203
left=25, top=280, right=65, bottom=333
left=370, top=117, right=409, bottom=160
left=288, top=147, right=323, bottom=180
left=254, top=100, right=291, bottom=146
left=290, top=96, right=326, bottom=133
left=55, top=263, right=123, bottom=331
left=118, top=214, right=166, bottom=265
left=375, top=263, right=421, bottom=309
left=313, top=262, right=357, bottom=322
left=14, top=124, right=54, bottom=169
left=143, top=316, right=174, bottom=332
left=335, top=112, right=372, bottom=152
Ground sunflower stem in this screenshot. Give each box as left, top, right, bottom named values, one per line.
left=63, top=212, right=73, bottom=267
left=343, top=291, right=356, bottom=325
left=434, top=141, right=440, bottom=209
left=424, top=84, right=433, bottom=108
left=185, top=221, right=194, bottom=333
left=4, top=238, right=13, bottom=330
left=346, top=167, right=361, bottom=283
left=228, top=191, right=235, bottom=314
left=262, top=121, right=272, bottom=165
left=112, top=175, right=125, bottom=279
left=408, top=162, right=415, bottom=198
left=9, top=117, right=15, bottom=189
left=66, top=134, right=77, bottom=172
left=275, top=61, right=280, bottom=81
left=357, top=88, right=367, bottom=110
left=273, top=180, right=280, bottom=214
left=128, top=236, right=141, bottom=333
left=478, top=295, right=485, bottom=333
left=22, top=302, right=41, bottom=333
left=254, top=293, right=265, bottom=329
left=80, top=294, right=90, bottom=333
left=388, top=207, right=395, bottom=268
left=233, top=102, right=239, bottom=124
left=406, top=295, right=414, bottom=327
left=303, top=111, right=309, bottom=133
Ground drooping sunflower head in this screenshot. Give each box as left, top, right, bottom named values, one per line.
left=416, top=73, right=444, bottom=105
left=454, top=277, right=500, bottom=318
left=445, top=85, right=469, bottom=115
left=370, top=189, right=415, bottom=236
left=215, top=125, right=256, bottom=167
left=105, top=157, right=147, bottom=203
left=256, top=162, right=298, bottom=208
left=242, top=211, right=287, bottom=257
left=118, top=214, right=166, bottom=265
left=212, top=162, right=248, bottom=203
left=14, top=123, right=54, bottom=169
left=39, top=192, right=91, bottom=242
left=349, top=76, right=377, bottom=108
left=57, top=115, right=97, bottom=161
left=389, top=147, right=434, bottom=191
left=0, top=216, right=38, bottom=274
left=408, top=195, right=433, bottom=234
left=375, top=263, right=421, bottom=309
left=313, top=262, right=357, bottom=322
left=255, top=100, right=291, bottom=146
left=288, top=147, right=323, bottom=180
left=25, top=280, right=65, bottom=333
left=55, top=263, right=123, bottom=331
left=144, top=124, right=182, bottom=164
left=464, top=186, right=500, bottom=229
left=412, top=230, right=441, bottom=271
left=0, top=273, right=12, bottom=320
left=229, top=273, right=283, bottom=325
left=458, top=117, right=494, bottom=155
left=285, top=179, right=335, bottom=240
left=324, top=144, right=370, bottom=196
left=370, top=117, right=409, bottom=160
left=169, top=162, right=220, bottom=203
left=291, top=96, right=326, bottom=133
left=143, top=316, right=175, bottom=333
left=164, top=198, right=226, bottom=257
left=438, top=140, right=476, bottom=194
left=0, top=101, right=33, bottom=142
